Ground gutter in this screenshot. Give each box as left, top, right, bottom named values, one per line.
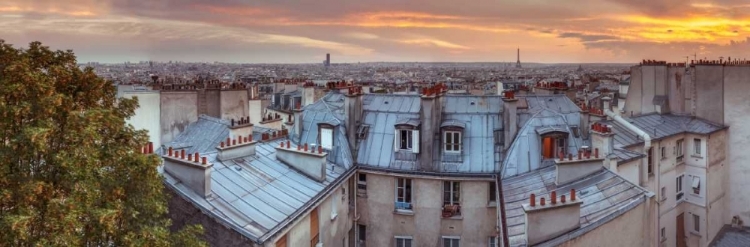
left=604, top=109, right=651, bottom=185
left=496, top=174, right=510, bottom=247
left=358, top=165, right=497, bottom=179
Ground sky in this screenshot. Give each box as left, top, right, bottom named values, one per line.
left=3, top=0, right=750, bottom=63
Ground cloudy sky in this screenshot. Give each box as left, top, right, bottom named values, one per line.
left=2, top=0, right=750, bottom=63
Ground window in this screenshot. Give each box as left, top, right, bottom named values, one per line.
left=489, top=236, right=498, bottom=247
left=571, top=126, right=580, bottom=138
left=320, top=127, right=333, bottom=149
left=660, top=228, right=666, bottom=242
left=310, top=208, right=319, bottom=247
left=661, top=187, right=666, bottom=201
left=443, top=181, right=461, bottom=206
left=442, top=237, right=460, bottom=247
left=358, top=225, right=366, bottom=244
left=395, top=236, right=413, bottom=247
left=661, top=146, right=666, bottom=159
left=276, top=234, right=288, bottom=247
left=394, top=129, right=419, bottom=153
left=648, top=147, right=653, bottom=175
left=358, top=173, right=367, bottom=191
left=489, top=182, right=497, bottom=204
left=693, top=214, right=700, bottom=233
left=556, top=137, right=566, bottom=155
left=676, top=175, right=684, bottom=201
left=400, top=130, right=412, bottom=150
left=396, top=178, right=413, bottom=210
left=444, top=131, right=462, bottom=152
left=694, top=138, right=702, bottom=156
left=676, top=139, right=684, bottom=161
left=692, top=176, right=701, bottom=195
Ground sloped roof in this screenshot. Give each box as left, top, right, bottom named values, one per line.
left=502, top=166, right=649, bottom=247
left=605, top=113, right=727, bottom=148
left=161, top=116, right=349, bottom=243
left=296, top=93, right=353, bottom=168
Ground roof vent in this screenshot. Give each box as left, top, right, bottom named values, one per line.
left=470, top=101, right=475, bottom=105
left=384, top=101, right=389, bottom=104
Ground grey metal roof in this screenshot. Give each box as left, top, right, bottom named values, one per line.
left=161, top=116, right=349, bottom=243
left=356, top=94, right=503, bottom=173
left=652, top=95, right=667, bottom=105
left=613, top=148, right=645, bottom=164
left=502, top=166, right=649, bottom=247
left=535, top=125, right=569, bottom=135
left=295, top=93, right=353, bottom=168
left=503, top=95, right=588, bottom=178
left=710, top=225, right=750, bottom=247
left=605, top=113, right=727, bottom=148
left=395, top=117, right=421, bottom=127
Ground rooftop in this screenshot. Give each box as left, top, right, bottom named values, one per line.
left=502, top=166, right=649, bottom=247
left=160, top=115, right=349, bottom=243
left=710, top=225, right=750, bottom=247
left=605, top=113, right=727, bottom=148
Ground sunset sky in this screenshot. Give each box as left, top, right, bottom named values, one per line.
left=3, top=0, right=750, bottom=63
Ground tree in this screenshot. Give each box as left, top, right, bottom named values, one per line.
left=0, top=40, right=205, bottom=246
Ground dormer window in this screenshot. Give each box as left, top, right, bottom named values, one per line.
left=444, top=131, right=462, bottom=152
left=318, top=123, right=336, bottom=150
left=394, top=118, right=420, bottom=154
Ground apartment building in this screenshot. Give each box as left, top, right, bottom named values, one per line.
left=622, top=60, right=745, bottom=246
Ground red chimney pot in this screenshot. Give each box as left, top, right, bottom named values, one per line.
left=561, top=195, right=566, bottom=203
left=148, top=142, right=153, bottom=154
left=540, top=197, right=546, bottom=206
left=530, top=193, right=536, bottom=207
left=202, top=157, right=207, bottom=165
left=571, top=189, right=577, bottom=201
left=551, top=191, right=557, bottom=204
left=195, top=152, right=199, bottom=162
left=168, top=147, right=173, bottom=156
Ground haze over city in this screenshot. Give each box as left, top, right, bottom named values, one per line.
left=3, top=0, right=750, bottom=63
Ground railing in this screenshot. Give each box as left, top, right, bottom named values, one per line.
left=441, top=204, right=461, bottom=218
left=442, top=152, right=462, bottom=163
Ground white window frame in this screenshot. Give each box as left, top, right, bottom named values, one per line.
left=320, top=127, right=333, bottom=150
left=694, top=138, right=702, bottom=156
left=442, top=236, right=460, bottom=247
left=661, top=146, right=666, bottom=159
left=691, top=176, right=701, bottom=195
left=395, top=236, right=413, bottom=247
left=676, top=174, right=684, bottom=201
left=660, top=187, right=666, bottom=201
left=489, top=181, right=497, bottom=204
left=556, top=137, right=566, bottom=155
left=443, top=181, right=460, bottom=206
left=394, top=129, right=419, bottom=153
left=444, top=131, right=462, bottom=153
left=676, top=139, right=684, bottom=160
left=488, top=236, right=498, bottom=247
left=660, top=227, right=666, bottom=242
left=395, top=178, right=412, bottom=211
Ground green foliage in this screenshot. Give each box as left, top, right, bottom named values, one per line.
left=0, top=40, right=205, bottom=247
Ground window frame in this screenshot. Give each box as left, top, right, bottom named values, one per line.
left=660, top=187, right=666, bottom=201
left=319, top=126, right=334, bottom=150
left=442, top=236, right=460, bottom=247
left=444, top=130, right=462, bottom=153
left=358, top=224, right=366, bottom=243
left=400, top=129, right=413, bottom=150
left=676, top=139, right=684, bottom=161
left=660, top=227, right=666, bottom=242
left=661, top=146, right=666, bottom=160
left=488, top=236, right=498, bottom=247
left=489, top=181, right=497, bottom=204
left=648, top=147, right=654, bottom=175
left=443, top=181, right=461, bottom=206
left=691, top=176, right=701, bottom=195
left=395, top=236, right=413, bottom=247
left=676, top=174, right=684, bottom=201
left=395, top=178, right=413, bottom=211
left=693, top=214, right=700, bottom=233
left=694, top=138, right=702, bottom=156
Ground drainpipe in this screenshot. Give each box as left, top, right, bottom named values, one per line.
left=605, top=108, right=654, bottom=247
left=604, top=109, right=651, bottom=185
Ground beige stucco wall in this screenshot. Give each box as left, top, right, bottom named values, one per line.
left=557, top=201, right=649, bottom=247
left=723, top=66, right=750, bottom=225
left=220, top=90, right=249, bottom=121
left=122, top=91, right=161, bottom=147
left=357, top=172, right=497, bottom=247
left=267, top=177, right=353, bottom=247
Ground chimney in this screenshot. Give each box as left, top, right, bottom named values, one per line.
left=554, top=145, right=604, bottom=185
left=418, top=83, right=445, bottom=172
left=523, top=189, right=583, bottom=245
left=344, top=86, right=363, bottom=150
left=292, top=102, right=304, bottom=141
left=503, top=90, right=518, bottom=150
left=216, top=134, right=257, bottom=161
left=163, top=147, right=214, bottom=198
left=496, top=81, right=504, bottom=95
left=248, top=97, right=263, bottom=126
left=590, top=122, right=614, bottom=158
left=274, top=81, right=285, bottom=93
left=284, top=82, right=298, bottom=94
left=229, top=116, right=254, bottom=138
left=602, top=96, right=612, bottom=119
left=579, top=102, right=590, bottom=140
left=275, top=141, right=328, bottom=182
left=302, top=82, right=316, bottom=107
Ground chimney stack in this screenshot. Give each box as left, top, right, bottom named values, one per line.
left=503, top=90, right=519, bottom=149
left=275, top=142, right=328, bottom=182
left=418, top=83, right=445, bottom=172
left=344, top=86, right=363, bottom=151
left=216, top=134, right=257, bottom=161
left=523, top=189, right=582, bottom=245
left=162, top=148, right=214, bottom=198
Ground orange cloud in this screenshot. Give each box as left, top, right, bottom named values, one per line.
left=399, top=39, right=470, bottom=50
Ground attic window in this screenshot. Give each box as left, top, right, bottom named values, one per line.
left=320, top=127, right=333, bottom=150
left=570, top=126, right=580, bottom=138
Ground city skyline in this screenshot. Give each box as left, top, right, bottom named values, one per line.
left=3, top=0, right=750, bottom=63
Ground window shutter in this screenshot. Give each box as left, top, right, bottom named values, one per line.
left=394, top=129, right=399, bottom=152
left=412, top=130, right=420, bottom=153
